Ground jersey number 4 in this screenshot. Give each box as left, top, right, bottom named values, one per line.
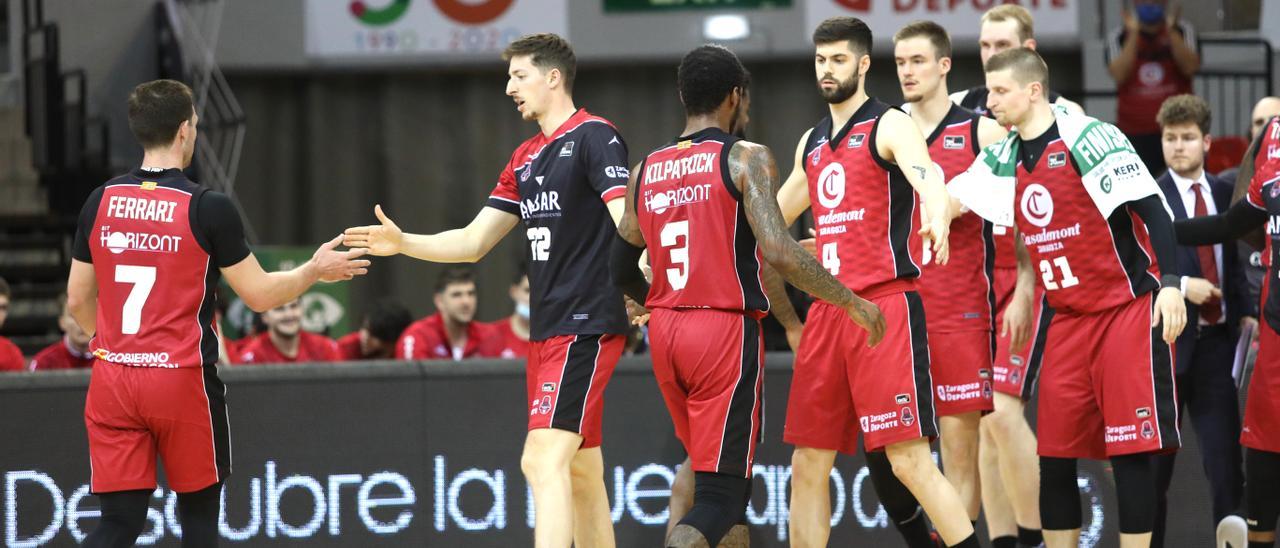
left=115, top=265, right=156, bottom=335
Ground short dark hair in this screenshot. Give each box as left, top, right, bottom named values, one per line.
left=434, top=267, right=475, bottom=294
left=677, top=44, right=748, bottom=116
left=985, top=47, right=1049, bottom=90
left=1157, top=94, right=1211, bottom=135
left=127, top=79, right=195, bottom=150
left=0, top=276, right=9, bottom=298
left=503, top=33, right=577, bottom=94
left=813, top=16, right=873, bottom=57
left=364, top=298, right=413, bottom=344
left=894, top=20, right=952, bottom=59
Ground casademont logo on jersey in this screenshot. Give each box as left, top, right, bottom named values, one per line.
left=99, top=226, right=182, bottom=254
left=814, top=163, right=865, bottom=236
left=1020, top=184, right=1082, bottom=254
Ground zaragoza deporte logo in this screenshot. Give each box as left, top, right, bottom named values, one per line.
left=349, top=0, right=410, bottom=26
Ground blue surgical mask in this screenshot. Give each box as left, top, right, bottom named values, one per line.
left=515, top=302, right=530, bottom=319
left=1136, top=3, right=1165, bottom=25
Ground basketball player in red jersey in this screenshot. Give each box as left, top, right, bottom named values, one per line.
left=775, top=16, right=980, bottom=548
left=344, top=34, right=630, bottom=548
left=611, top=44, right=883, bottom=548
left=892, top=21, right=1040, bottom=542
left=1175, top=114, right=1280, bottom=548
left=66, top=79, right=368, bottom=547
left=957, top=7, right=1080, bottom=546
left=950, top=48, right=1186, bottom=548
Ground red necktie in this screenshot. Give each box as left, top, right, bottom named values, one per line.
left=1193, top=184, right=1222, bottom=324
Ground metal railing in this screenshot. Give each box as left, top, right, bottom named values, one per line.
left=160, top=0, right=252, bottom=241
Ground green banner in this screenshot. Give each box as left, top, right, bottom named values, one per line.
left=604, top=0, right=790, bottom=12
left=218, top=246, right=351, bottom=339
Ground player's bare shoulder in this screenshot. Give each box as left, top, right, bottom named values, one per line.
left=727, top=140, right=779, bottom=192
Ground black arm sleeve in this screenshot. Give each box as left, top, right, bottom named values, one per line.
left=609, top=233, right=650, bottom=305
left=71, top=187, right=105, bottom=262
left=1175, top=200, right=1270, bottom=247
left=196, top=191, right=252, bottom=268
left=1129, top=194, right=1182, bottom=288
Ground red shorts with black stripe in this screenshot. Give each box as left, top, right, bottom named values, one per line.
left=85, top=360, right=230, bottom=494
left=992, top=267, right=1054, bottom=400
left=784, top=292, right=937, bottom=454
left=1036, top=293, right=1180, bottom=459
left=1243, top=322, right=1280, bottom=452
left=928, top=330, right=995, bottom=417
left=526, top=333, right=624, bottom=448
left=649, top=308, right=764, bottom=478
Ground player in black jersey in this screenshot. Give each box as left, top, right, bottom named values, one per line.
left=950, top=4, right=1083, bottom=117
left=344, top=34, right=627, bottom=548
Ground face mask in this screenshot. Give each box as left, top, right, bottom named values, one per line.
left=515, top=302, right=530, bottom=319
left=1136, top=3, right=1164, bottom=25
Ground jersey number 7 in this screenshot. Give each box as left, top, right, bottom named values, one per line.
left=115, top=265, right=156, bottom=335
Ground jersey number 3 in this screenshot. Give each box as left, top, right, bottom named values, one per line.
left=660, top=221, right=690, bottom=290
left=115, top=265, right=156, bottom=335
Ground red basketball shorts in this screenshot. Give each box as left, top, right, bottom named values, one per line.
left=784, top=292, right=937, bottom=454
left=1036, top=293, right=1180, bottom=459
left=992, top=267, right=1054, bottom=400
left=85, top=360, right=230, bottom=494
left=649, top=308, right=764, bottom=478
left=526, top=333, right=624, bottom=448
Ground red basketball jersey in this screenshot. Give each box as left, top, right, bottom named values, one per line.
left=637, top=128, right=768, bottom=317
left=916, top=105, right=996, bottom=332
left=803, top=98, right=922, bottom=298
left=1014, top=127, right=1160, bottom=314
left=87, top=177, right=216, bottom=369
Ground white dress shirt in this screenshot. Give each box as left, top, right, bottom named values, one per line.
left=1171, top=169, right=1226, bottom=325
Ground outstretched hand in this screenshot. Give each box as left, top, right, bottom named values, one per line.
left=343, top=204, right=404, bottom=257
left=312, top=234, right=370, bottom=282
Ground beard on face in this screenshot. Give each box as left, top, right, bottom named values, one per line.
left=819, top=70, right=860, bottom=104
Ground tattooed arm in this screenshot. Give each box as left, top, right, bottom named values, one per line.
left=732, top=140, right=886, bottom=346
left=877, top=108, right=953, bottom=264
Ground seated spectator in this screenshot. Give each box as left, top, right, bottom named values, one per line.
left=337, top=298, right=413, bottom=360
left=397, top=266, right=494, bottom=361
left=234, top=299, right=338, bottom=364
left=0, top=277, right=24, bottom=371
left=1217, top=97, right=1280, bottom=184
left=30, top=295, right=93, bottom=370
left=482, top=266, right=530, bottom=359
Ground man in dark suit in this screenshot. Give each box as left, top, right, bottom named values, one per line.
left=1153, top=94, right=1253, bottom=548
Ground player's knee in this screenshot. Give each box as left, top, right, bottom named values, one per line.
left=520, top=446, right=559, bottom=484
left=886, top=447, right=932, bottom=487
left=985, top=405, right=1023, bottom=442
left=790, top=448, right=834, bottom=484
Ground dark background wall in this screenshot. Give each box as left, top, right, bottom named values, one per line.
left=225, top=51, right=1083, bottom=322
